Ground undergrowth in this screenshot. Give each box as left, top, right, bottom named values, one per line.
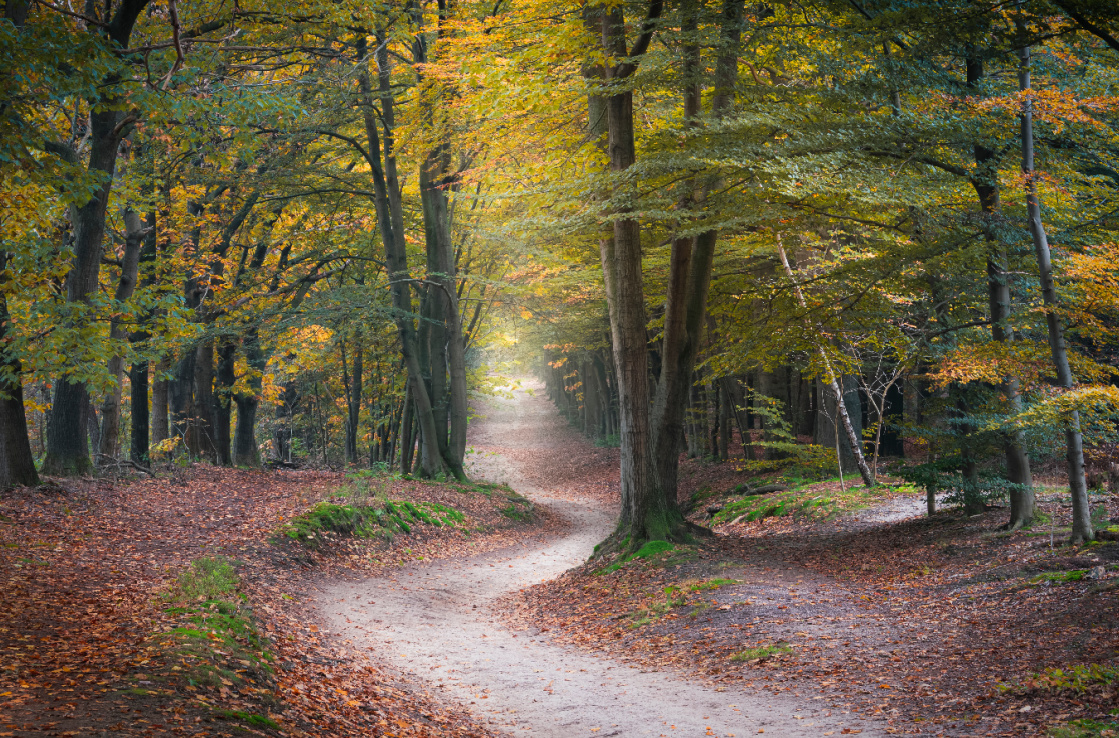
left=625, top=578, right=741, bottom=627
left=278, top=498, right=464, bottom=549
left=730, top=642, right=793, bottom=662
left=711, top=482, right=882, bottom=526
left=152, top=557, right=275, bottom=705
left=1049, top=718, right=1119, bottom=738
left=596, top=539, right=690, bottom=574
left=1016, top=664, right=1119, bottom=693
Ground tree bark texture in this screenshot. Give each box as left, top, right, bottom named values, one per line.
left=0, top=251, right=40, bottom=487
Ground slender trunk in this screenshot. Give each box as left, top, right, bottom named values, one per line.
left=97, top=210, right=145, bottom=462
left=214, top=339, right=235, bottom=465
left=342, top=333, right=363, bottom=465
left=399, top=383, right=414, bottom=473
left=129, top=361, right=148, bottom=464
left=777, top=244, right=875, bottom=487
left=1016, top=25, right=1091, bottom=542
left=968, top=54, right=1034, bottom=529
left=151, top=356, right=170, bottom=448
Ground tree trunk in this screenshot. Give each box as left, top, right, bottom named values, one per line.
left=214, top=339, right=235, bottom=466
left=399, top=383, right=414, bottom=473
left=647, top=0, right=741, bottom=518
left=968, top=55, right=1034, bottom=530
left=97, top=209, right=145, bottom=462
left=778, top=244, right=875, bottom=487
left=356, top=33, right=446, bottom=479
left=599, top=0, right=662, bottom=541
left=151, top=356, right=170, bottom=448
left=341, top=333, right=363, bottom=466
left=191, top=340, right=218, bottom=461
left=1016, top=26, right=1091, bottom=542
left=129, top=361, right=148, bottom=464
left=0, top=250, right=39, bottom=487
left=41, top=0, right=149, bottom=476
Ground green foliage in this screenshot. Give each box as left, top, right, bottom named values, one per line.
left=634, top=540, right=675, bottom=559
left=889, top=456, right=1020, bottom=512
left=499, top=491, right=536, bottom=522
left=738, top=393, right=837, bottom=479
left=595, top=433, right=621, bottom=448
left=1004, top=664, right=1119, bottom=702
left=216, top=710, right=280, bottom=730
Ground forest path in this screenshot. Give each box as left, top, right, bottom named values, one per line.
left=320, top=384, right=885, bottom=737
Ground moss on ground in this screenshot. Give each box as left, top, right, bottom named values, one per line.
left=277, top=499, right=465, bottom=549
left=730, top=642, right=793, bottom=662
left=153, top=557, right=274, bottom=693
left=711, top=482, right=887, bottom=525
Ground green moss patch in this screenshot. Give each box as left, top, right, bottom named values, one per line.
left=498, top=491, right=535, bottom=522
left=1017, top=664, right=1119, bottom=692
left=1048, top=718, right=1119, bottom=737
left=730, top=642, right=793, bottom=662
left=712, top=483, right=879, bottom=526
left=1030, top=570, right=1090, bottom=585
left=144, top=558, right=275, bottom=695
left=277, top=499, right=464, bottom=549
left=216, top=709, right=280, bottom=731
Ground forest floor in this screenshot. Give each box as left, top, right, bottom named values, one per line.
left=1, top=382, right=1117, bottom=737
left=0, top=455, right=543, bottom=736
left=506, top=415, right=1119, bottom=737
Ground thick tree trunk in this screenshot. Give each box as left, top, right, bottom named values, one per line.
left=41, top=1, right=149, bottom=475
left=598, top=0, right=671, bottom=543
left=191, top=340, right=218, bottom=461
left=1017, top=31, right=1091, bottom=542
left=419, top=158, right=468, bottom=479
left=170, top=351, right=194, bottom=453
left=647, top=0, right=741, bottom=516
left=0, top=251, right=39, bottom=487
left=129, top=361, right=148, bottom=464
left=232, top=327, right=265, bottom=467
left=399, top=383, right=414, bottom=473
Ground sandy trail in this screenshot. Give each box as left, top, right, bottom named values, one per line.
left=320, top=385, right=884, bottom=737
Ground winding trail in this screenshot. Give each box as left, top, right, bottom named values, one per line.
left=320, top=385, right=885, bottom=737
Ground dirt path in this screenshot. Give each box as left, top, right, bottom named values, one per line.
left=320, top=385, right=885, bottom=737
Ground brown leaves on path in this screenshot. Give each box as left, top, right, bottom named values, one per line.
left=0, top=466, right=534, bottom=737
